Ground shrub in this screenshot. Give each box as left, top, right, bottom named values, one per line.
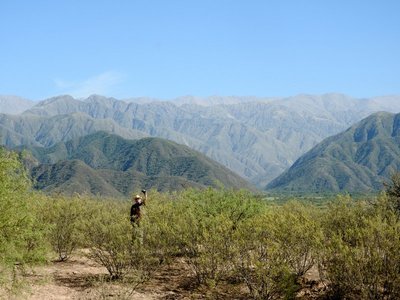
left=384, top=172, right=400, bottom=217
left=82, top=200, right=133, bottom=279
left=139, top=191, right=182, bottom=263
left=40, top=196, right=84, bottom=261
left=169, top=188, right=263, bottom=286
left=270, top=201, right=323, bottom=278
left=81, top=199, right=159, bottom=281
left=0, top=149, right=47, bottom=266
left=0, top=149, right=49, bottom=295
left=186, top=214, right=236, bottom=286
left=232, top=213, right=297, bottom=300
left=320, top=195, right=400, bottom=299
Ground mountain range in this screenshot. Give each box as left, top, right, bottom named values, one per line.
left=22, top=131, right=254, bottom=196
left=267, top=112, right=400, bottom=193
left=1, top=93, right=400, bottom=188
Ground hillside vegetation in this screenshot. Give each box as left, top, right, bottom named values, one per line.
left=1, top=148, right=400, bottom=299
left=2, top=93, right=400, bottom=186
left=267, top=112, right=400, bottom=193
left=22, top=131, right=254, bottom=196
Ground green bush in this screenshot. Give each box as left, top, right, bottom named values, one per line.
left=139, top=191, right=181, bottom=262
left=168, top=188, right=263, bottom=286
left=232, top=213, right=297, bottom=300
left=1, top=159, right=399, bottom=300
left=0, top=149, right=49, bottom=296
left=81, top=200, right=132, bottom=279
left=384, top=172, right=400, bottom=218
left=0, top=149, right=47, bottom=266
left=185, top=214, right=235, bottom=286
left=81, top=199, right=159, bottom=281
left=270, top=201, right=323, bottom=278
left=40, top=196, right=85, bottom=261
left=320, top=195, right=400, bottom=299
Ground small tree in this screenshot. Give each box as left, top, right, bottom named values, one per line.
left=0, top=149, right=47, bottom=265
left=42, top=197, right=83, bottom=261
left=82, top=201, right=133, bottom=279
left=82, top=200, right=158, bottom=281
left=320, top=195, right=400, bottom=299
left=384, top=172, right=400, bottom=216
left=232, top=213, right=297, bottom=300
left=170, top=188, right=263, bottom=287
left=270, top=202, right=323, bottom=278
left=0, top=149, right=48, bottom=295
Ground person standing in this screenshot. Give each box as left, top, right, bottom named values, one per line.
left=130, top=190, right=147, bottom=226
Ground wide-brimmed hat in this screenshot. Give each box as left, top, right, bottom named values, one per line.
left=134, top=194, right=142, bottom=200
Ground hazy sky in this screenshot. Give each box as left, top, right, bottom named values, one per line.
left=1, top=0, right=399, bottom=100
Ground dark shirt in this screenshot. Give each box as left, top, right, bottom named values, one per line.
left=130, top=201, right=144, bottom=223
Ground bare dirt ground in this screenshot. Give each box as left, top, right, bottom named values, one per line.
left=7, top=252, right=246, bottom=300
left=3, top=252, right=324, bottom=299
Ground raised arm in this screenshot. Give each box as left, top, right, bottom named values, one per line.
left=142, top=189, right=147, bottom=205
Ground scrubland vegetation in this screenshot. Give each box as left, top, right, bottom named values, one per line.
left=1, top=148, right=400, bottom=299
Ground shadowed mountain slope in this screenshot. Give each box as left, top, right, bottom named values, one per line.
left=24, top=131, right=254, bottom=196
left=266, top=112, right=400, bottom=193
left=3, top=93, right=400, bottom=187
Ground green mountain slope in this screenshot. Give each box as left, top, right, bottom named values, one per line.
left=266, top=112, right=400, bottom=193
left=3, top=93, right=400, bottom=187
left=32, top=159, right=122, bottom=196
left=25, top=131, right=254, bottom=196
left=0, top=112, right=146, bottom=147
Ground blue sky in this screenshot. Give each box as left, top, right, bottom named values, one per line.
left=1, top=0, right=399, bottom=100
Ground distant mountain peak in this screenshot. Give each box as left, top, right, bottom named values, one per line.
left=37, top=95, right=75, bottom=105
left=2, top=93, right=400, bottom=189
left=84, top=94, right=119, bottom=103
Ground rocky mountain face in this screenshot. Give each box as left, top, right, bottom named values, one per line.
left=23, top=131, right=254, bottom=196
left=267, top=112, right=400, bottom=193
left=2, top=93, right=400, bottom=187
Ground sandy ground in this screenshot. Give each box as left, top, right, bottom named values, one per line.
left=19, top=256, right=187, bottom=299
left=5, top=252, right=243, bottom=300
left=2, top=252, right=323, bottom=300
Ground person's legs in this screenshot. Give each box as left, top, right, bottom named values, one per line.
left=132, top=223, right=144, bottom=245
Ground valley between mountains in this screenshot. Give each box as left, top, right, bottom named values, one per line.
left=1, top=93, right=400, bottom=194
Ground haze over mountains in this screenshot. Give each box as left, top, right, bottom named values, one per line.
left=267, top=112, right=400, bottom=193
left=1, top=93, right=400, bottom=189
left=0, top=95, right=34, bottom=114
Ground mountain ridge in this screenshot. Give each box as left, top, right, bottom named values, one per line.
left=266, top=111, right=400, bottom=193
left=23, top=131, right=255, bottom=196
left=3, top=93, right=400, bottom=187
